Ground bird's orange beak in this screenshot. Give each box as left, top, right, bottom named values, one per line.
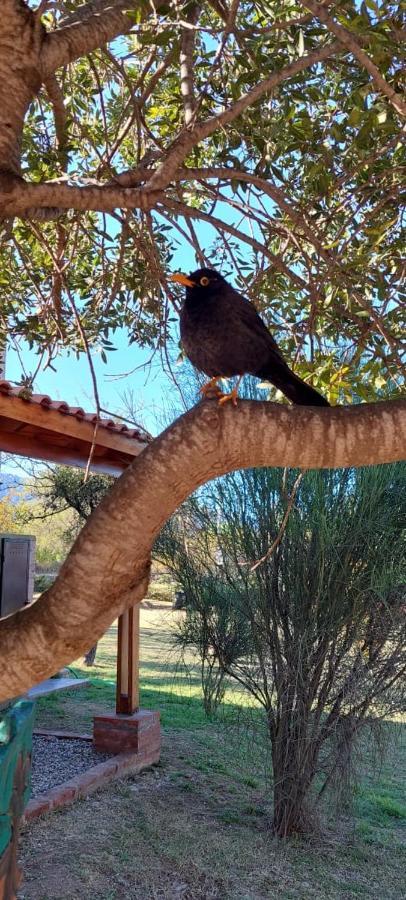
left=169, top=272, right=196, bottom=288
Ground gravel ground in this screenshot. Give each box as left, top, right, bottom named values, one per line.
left=31, top=736, right=113, bottom=797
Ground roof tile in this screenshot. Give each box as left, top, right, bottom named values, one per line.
left=0, top=380, right=151, bottom=443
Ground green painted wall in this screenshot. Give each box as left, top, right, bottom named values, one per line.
left=0, top=700, right=35, bottom=857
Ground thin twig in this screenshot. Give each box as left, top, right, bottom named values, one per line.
left=180, top=4, right=199, bottom=125
left=250, top=472, right=304, bottom=571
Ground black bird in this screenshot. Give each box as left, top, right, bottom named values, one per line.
left=170, top=267, right=330, bottom=407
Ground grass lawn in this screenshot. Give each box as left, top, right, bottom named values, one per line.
left=19, top=606, right=406, bottom=900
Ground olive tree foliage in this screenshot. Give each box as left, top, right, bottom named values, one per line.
left=156, top=462, right=406, bottom=836
left=0, top=0, right=404, bottom=403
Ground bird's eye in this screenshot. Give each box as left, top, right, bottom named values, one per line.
left=200, top=276, right=210, bottom=286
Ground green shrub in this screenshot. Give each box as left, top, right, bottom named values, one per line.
left=34, top=574, right=56, bottom=593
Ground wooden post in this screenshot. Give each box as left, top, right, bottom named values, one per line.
left=116, top=604, right=140, bottom=715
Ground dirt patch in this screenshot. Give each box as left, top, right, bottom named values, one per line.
left=18, top=613, right=406, bottom=900
left=18, top=730, right=406, bottom=900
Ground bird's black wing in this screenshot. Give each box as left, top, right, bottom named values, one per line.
left=224, top=286, right=290, bottom=369
left=227, top=287, right=330, bottom=405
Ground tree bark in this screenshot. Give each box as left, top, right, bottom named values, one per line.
left=0, top=0, right=166, bottom=179
left=272, top=767, right=314, bottom=837
left=0, top=2, right=44, bottom=175
left=0, top=397, right=405, bottom=702
left=271, top=707, right=317, bottom=837
left=42, top=0, right=144, bottom=74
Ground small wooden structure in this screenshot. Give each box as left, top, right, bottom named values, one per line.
left=0, top=379, right=151, bottom=715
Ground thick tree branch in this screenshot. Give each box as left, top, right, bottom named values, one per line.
left=0, top=177, right=162, bottom=218
left=0, top=2, right=44, bottom=175
left=0, top=397, right=405, bottom=701
left=42, top=0, right=165, bottom=75
left=301, top=0, right=406, bottom=118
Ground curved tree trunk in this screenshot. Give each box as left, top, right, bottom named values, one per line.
left=0, top=398, right=405, bottom=702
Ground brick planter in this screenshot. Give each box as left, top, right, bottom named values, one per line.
left=24, top=711, right=160, bottom=820
left=24, top=744, right=159, bottom=821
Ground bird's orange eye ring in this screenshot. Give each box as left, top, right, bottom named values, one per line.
left=200, top=276, right=210, bottom=286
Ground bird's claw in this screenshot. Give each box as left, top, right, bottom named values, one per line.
left=218, top=388, right=239, bottom=407
left=199, top=377, right=223, bottom=398
left=200, top=377, right=240, bottom=406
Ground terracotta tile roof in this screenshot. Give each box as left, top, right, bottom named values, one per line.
left=0, top=380, right=151, bottom=444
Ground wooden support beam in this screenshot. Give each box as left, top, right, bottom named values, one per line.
left=116, top=605, right=140, bottom=715
left=0, top=427, right=129, bottom=475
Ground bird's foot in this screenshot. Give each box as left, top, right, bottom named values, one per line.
left=217, top=376, right=242, bottom=407
left=218, top=385, right=240, bottom=407
left=199, top=377, right=223, bottom=399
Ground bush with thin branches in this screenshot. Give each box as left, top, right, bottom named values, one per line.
left=157, top=462, right=406, bottom=837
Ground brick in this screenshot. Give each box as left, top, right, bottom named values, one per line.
left=24, top=797, right=51, bottom=821
left=43, top=784, right=77, bottom=810
left=51, top=785, right=77, bottom=808
left=75, top=761, right=119, bottom=796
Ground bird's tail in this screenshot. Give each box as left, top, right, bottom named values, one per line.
left=258, top=365, right=330, bottom=407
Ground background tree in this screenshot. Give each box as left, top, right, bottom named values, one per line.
left=0, top=496, right=17, bottom=533
left=0, top=0, right=404, bottom=405
left=36, top=465, right=113, bottom=525
left=156, top=460, right=406, bottom=837
left=0, top=472, right=74, bottom=568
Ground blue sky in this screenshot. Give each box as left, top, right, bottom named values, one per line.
left=6, top=332, right=171, bottom=435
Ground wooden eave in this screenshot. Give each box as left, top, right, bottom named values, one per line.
left=0, top=391, right=149, bottom=475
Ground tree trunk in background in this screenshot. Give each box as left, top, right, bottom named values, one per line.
left=271, top=712, right=317, bottom=837
left=272, top=767, right=314, bottom=837
left=84, top=644, right=97, bottom=666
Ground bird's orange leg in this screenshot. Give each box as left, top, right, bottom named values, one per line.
left=199, top=376, right=223, bottom=398
left=218, top=377, right=242, bottom=407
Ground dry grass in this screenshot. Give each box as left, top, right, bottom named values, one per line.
left=18, top=607, right=406, bottom=900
